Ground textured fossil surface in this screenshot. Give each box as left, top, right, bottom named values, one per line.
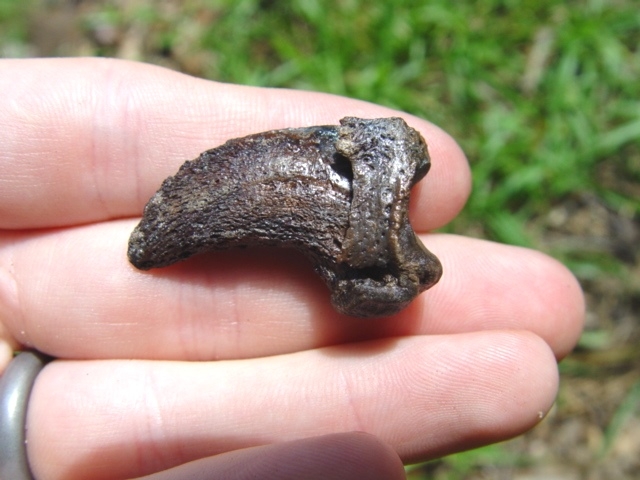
left=128, top=117, right=442, bottom=317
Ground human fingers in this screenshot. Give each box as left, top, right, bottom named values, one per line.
left=134, top=432, right=405, bottom=480
left=0, top=225, right=584, bottom=364
left=27, top=331, right=557, bottom=480
left=0, top=57, right=469, bottom=231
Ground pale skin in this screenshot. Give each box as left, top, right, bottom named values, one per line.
left=0, top=58, right=585, bottom=480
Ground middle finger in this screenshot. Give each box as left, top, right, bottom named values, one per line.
left=0, top=221, right=583, bottom=360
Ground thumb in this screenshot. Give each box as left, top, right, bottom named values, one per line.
left=135, top=432, right=406, bottom=480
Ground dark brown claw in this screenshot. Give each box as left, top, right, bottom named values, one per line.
left=128, top=117, right=442, bottom=317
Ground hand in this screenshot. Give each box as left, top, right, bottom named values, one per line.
left=0, top=58, right=584, bottom=480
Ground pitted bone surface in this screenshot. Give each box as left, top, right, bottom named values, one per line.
left=128, top=117, right=442, bottom=317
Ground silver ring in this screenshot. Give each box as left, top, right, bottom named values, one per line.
left=0, top=351, right=50, bottom=480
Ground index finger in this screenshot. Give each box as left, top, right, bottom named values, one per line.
left=0, top=57, right=470, bottom=231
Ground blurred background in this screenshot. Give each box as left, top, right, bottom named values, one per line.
left=1, top=0, right=638, bottom=478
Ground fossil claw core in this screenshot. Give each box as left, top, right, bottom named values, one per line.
left=128, top=117, right=442, bottom=318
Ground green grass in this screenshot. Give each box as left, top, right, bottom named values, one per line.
left=406, top=442, right=528, bottom=479
left=601, top=378, right=640, bottom=457
left=0, top=0, right=30, bottom=45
